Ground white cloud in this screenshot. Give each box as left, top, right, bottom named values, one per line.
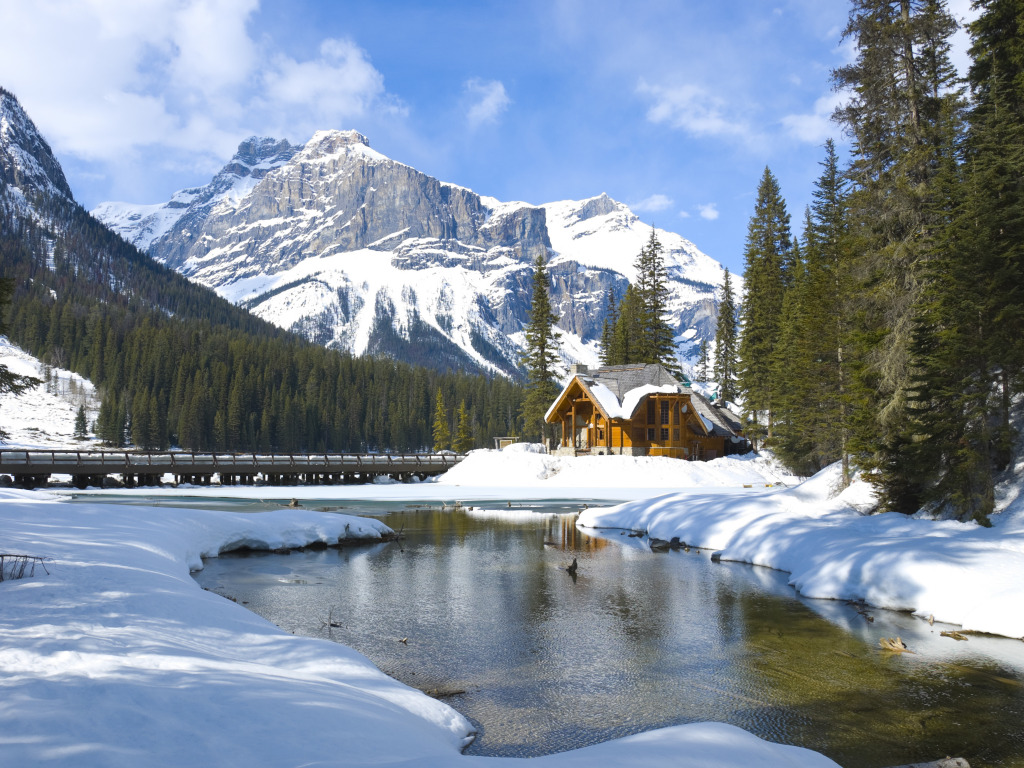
left=630, top=193, right=673, bottom=213
left=781, top=91, right=848, bottom=144
left=0, top=0, right=400, bottom=174
left=698, top=203, right=719, bottom=221
left=678, top=210, right=691, bottom=219
left=464, top=78, right=511, bottom=129
left=637, top=79, right=752, bottom=142
left=264, top=38, right=388, bottom=117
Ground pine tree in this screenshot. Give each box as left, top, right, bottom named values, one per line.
left=73, top=403, right=88, bottom=440
left=713, top=268, right=739, bottom=403
left=519, top=255, right=561, bottom=442
left=598, top=287, right=619, bottom=365
left=695, top=339, right=710, bottom=382
left=431, top=388, right=451, bottom=451
left=772, top=142, right=854, bottom=480
left=832, top=0, right=965, bottom=512
left=608, top=285, right=642, bottom=366
left=737, top=168, right=793, bottom=446
left=454, top=401, right=473, bottom=453
left=634, top=227, right=678, bottom=371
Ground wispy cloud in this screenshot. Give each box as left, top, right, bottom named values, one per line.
left=698, top=203, right=719, bottom=220
left=630, top=193, right=673, bottom=213
left=637, top=79, right=753, bottom=143
left=464, top=78, right=511, bottom=129
left=781, top=91, right=847, bottom=143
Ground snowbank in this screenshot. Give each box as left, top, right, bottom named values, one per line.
left=0, top=489, right=837, bottom=768
left=579, top=463, right=1024, bottom=639
left=435, top=448, right=784, bottom=490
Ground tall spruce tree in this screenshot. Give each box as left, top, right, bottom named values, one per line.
left=607, top=285, right=642, bottom=366
left=713, top=268, right=739, bottom=403
left=832, top=0, right=965, bottom=512
left=519, top=255, right=561, bottom=442
left=431, top=388, right=451, bottom=451
left=772, top=142, right=854, bottom=481
left=634, top=227, right=678, bottom=372
left=454, top=401, right=473, bottom=453
left=737, top=167, right=794, bottom=447
left=73, top=404, right=88, bottom=440
left=695, top=339, right=710, bottom=382
left=897, top=0, right=1024, bottom=522
left=598, top=288, right=619, bottom=365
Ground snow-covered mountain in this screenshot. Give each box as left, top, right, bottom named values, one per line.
left=95, top=130, right=731, bottom=377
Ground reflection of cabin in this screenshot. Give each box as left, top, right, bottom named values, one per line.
left=544, top=364, right=748, bottom=460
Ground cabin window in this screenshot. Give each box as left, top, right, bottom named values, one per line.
left=673, top=428, right=680, bottom=441
left=598, top=427, right=604, bottom=441
left=647, top=401, right=655, bottom=424
left=660, top=401, right=670, bottom=425
left=673, top=402, right=680, bottom=425
left=647, top=428, right=655, bottom=441
left=660, top=428, right=669, bottom=441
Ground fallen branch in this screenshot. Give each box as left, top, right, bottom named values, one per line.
left=0, top=553, right=50, bottom=582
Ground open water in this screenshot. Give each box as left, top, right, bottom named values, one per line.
left=136, top=496, right=1024, bottom=767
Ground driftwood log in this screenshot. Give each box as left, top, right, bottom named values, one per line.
left=879, top=636, right=913, bottom=653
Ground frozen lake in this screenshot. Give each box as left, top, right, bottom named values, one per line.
left=151, top=496, right=1024, bottom=768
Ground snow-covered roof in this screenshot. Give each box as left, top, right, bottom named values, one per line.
left=545, top=363, right=744, bottom=439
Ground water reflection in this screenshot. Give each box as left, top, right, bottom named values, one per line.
left=193, top=503, right=1024, bottom=767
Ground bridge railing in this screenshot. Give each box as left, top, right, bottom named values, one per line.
left=0, top=450, right=464, bottom=475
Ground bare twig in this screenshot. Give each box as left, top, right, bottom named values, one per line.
left=0, top=554, right=51, bottom=582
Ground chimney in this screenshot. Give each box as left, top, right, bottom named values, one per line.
left=569, top=364, right=589, bottom=376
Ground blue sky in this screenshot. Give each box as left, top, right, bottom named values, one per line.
left=0, top=0, right=974, bottom=274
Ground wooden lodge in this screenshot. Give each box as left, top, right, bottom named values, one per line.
left=544, top=364, right=748, bottom=460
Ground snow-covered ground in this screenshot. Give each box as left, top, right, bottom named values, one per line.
left=0, top=335, right=100, bottom=449
left=0, top=488, right=838, bottom=768
left=579, top=461, right=1024, bottom=640
left=3, top=336, right=1022, bottom=765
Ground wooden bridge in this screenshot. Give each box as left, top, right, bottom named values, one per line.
left=0, top=450, right=464, bottom=489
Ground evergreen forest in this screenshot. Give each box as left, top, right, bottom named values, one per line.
left=0, top=191, right=524, bottom=453
left=714, top=0, right=1024, bottom=524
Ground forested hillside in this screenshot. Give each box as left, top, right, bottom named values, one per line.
left=0, top=88, right=523, bottom=452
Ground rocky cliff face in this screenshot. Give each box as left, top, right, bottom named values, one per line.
left=0, top=87, right=73, bottom=205
left=95, top=131, right=730, bottom=378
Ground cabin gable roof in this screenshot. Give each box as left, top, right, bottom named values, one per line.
left=546, top=363, right=745, bottom=440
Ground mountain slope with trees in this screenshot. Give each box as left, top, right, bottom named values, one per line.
left=0, top=86, right=522, bottom=453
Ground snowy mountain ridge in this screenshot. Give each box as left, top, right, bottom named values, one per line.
left=94, top=130, right=731, bottom=377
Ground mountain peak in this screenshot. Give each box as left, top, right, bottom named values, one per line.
left=231, top=136, right=297, bottom=168
left=0, top=87, right=73, bottom=201
left=301, top=130, right=388, bottom=163
left=574, top=193, right=623, bottom=222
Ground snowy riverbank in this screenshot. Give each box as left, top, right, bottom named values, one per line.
left=0, top=487, right=838, bottom=768
left=578, top=462, right=1024, bottom=640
